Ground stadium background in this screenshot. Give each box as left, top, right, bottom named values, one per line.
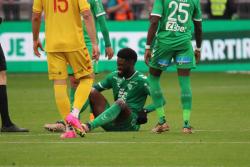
left=1, top=1, right=250, bottom=167
left=0, top=0, right=250, bottom=72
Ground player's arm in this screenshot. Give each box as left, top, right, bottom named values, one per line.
left=193, top=0, right=203, bottom=64
left=97, top=15, right=114, bottom=60
left=193, top=21, right=202, bottom=63
left=32, top=12, right=44, bottom=57
left=32, top=0, right=44, bottom=57
left=93, top=72, right=113, bottom=92
left=82, top=10, right=100, bottom=61
left=144, top=15, right=160, bottom=65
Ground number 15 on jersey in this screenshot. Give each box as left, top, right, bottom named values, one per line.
left=54, top=0, right=68, bottom=13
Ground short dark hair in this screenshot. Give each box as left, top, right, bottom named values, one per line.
left=117, top=48, right=137, bottom=63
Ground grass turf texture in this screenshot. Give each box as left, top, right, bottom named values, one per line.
left=0, top=72, right=250, bottom=167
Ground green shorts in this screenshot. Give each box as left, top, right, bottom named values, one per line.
left=101, top=102, right=140, bottom=131
left=149, top=41, right=196, bottom=71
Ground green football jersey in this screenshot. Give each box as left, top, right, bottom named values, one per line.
left=83, top=0, right=106, bottom=45
left=151, top=0, right=202, bottom=47
left=94, top=71, right=150, bottom=114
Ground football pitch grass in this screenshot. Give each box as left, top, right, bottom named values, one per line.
left=0, top=72, right=250, bottom=167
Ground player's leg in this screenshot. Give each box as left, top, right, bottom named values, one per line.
left=147, top=43, right=172, bottom=133
left=65, top=48, right=93, bottom=136
left=44, top=65, right=89, bottom=133
left=88, top=88, right=110, bottom=117
left=85, top=99, right=131, bottom=132
left=175, top=44, right=196, bottom=133
left=177, top=69, right=192, bottom=133
left=0, top=49, right=12, bottom=128
left=47, top=52, right=77, bottom=138
left=68, top=69, right=78, bottom=108
left=68, top=67, right=90, bottom=115
left=0, top=44, right=28, bottom=132
left=148, top=68, right=169, bottom=133
left=68, top=43, right=94, bottom=119
left=43, top=73, right=68, bottom=134
left=47, top=52, right=70, bottom=120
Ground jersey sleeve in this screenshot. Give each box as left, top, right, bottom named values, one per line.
left=32, top=0, right=43, bottom=13
left=139, top=74, right=150, bottom=96
left=97, top=15, right=111, bottom=47
left=93, top=72, right=113, bottom=91
left=193, top=0, right=202, bottom=21
left=78, top=0, right=91, bottom=13
left=92, top=0, right=106, bottom=18
left=151, top=0, right=163, bottom=17
left=143, top=78, right=150, bottom=96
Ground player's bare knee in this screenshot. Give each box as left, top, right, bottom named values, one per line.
left=89, top=88, right=98, bottom=102
left=69, top=76, right=79, bottom=88
left=115, top=99, right=126, bottom=109
left=79, top=73, right=94, bottom=80
left=54, top=79, right=67, bottom=85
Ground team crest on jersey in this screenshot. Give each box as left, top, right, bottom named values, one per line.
left=127, top=81, right=137, bottom=90
left=127, top=83, right=133, bottom=90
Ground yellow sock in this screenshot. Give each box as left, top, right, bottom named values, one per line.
left=54, top=84, right=70, bottom=119
left=73, top=78, right=93, bottom=110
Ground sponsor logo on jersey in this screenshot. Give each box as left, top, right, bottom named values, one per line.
left=166, top=21, right=186, bottom=33
left=157, top=59, right=170, bottom=67
left=176, top=56, right=192, bottom=65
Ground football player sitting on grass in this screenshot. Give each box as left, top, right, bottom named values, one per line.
left=45, top=48, right=155, bottom=138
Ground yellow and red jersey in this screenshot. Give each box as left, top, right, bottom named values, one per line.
left=33, top=0, right=90, bottom=52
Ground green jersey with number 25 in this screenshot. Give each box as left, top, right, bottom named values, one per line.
left=151, top=0, right=202, bottom=47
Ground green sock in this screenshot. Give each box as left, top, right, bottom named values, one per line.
left=80, top=99, right=89, bottom=114
left=89, top=103, right=121, bottom=130
left=156, top=107, right=166, bottom=124
left=178, top=75, right=192, bottom=127
left=69, top=87, right=76, bottom=110
left=93, top=61, right=99, bottom=74
left=148, top=74, right=166, bottom=123
left=183, top=109, right=191, bottom=128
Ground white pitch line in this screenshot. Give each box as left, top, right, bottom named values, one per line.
left=0, top=129, right=249, bottom=137
left=0, top=165, right=233, bottom=167
left=1, top=141, right=250, bottom=144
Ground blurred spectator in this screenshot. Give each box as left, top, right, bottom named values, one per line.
left=106, top=0, right=134, bottom=21
left=2, top=0, right=20, bottom=21
left=106, top=0, right=117, bottom=20
left=237, top=0, right=250, bottom=19
left=206, top=0, right=237, bottom=19
left=131, top=0, right=145, bottom=20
